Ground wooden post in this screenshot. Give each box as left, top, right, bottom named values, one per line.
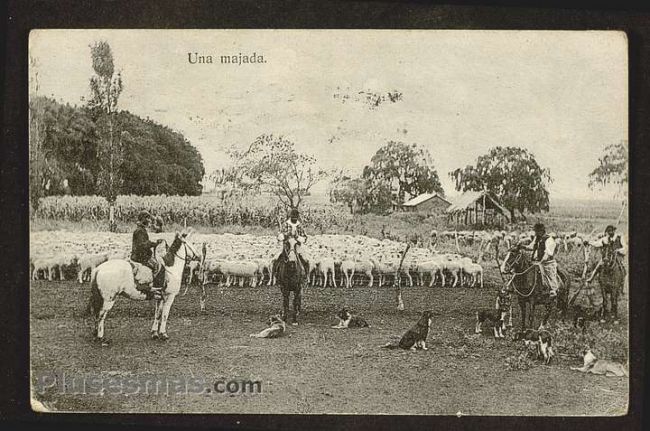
left=482, top=192, right=486, bottom=225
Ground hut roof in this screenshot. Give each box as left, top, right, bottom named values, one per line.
left=402, top=193, right=450, bottom=207
left=446, top=191, right=510, bottom=220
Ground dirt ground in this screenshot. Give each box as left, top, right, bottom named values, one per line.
left=30, top=280, right=628, bottom=415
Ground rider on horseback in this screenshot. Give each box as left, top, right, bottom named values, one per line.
left=588, top=225, right=626, bottom=264
left=130, top=211, right=164, bottom=300
left=522, top=223, right=561, bottom=298
left=277, top=208, right=309, bottom=275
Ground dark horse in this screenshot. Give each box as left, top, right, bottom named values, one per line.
left=501, top=246, right=570, bottom=330
left=596, top=250, right=625, bottom=324
left=275, top=237, right=307, bottom=325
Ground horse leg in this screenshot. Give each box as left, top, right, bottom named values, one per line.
left=507, top=304, right=513, bottom=327
left=158, top=294, right=177, bottom=340
left=600, top=283, right=609, bottom=323
left=611, top=285, right=620, bottom=324
left=520, top=300, right=527, bottom=330
left=200, top=282, right=207, bottom=313
left=281, top=288, right=290, bottom=322
left=529, top=299, right=536, bottom=329
left=151, top=299, right=163, bottom=338
left=96, top=299, right=116, bottom=343
left=292, top=289, right=302, bottom=325
left=540, top=303, right=552, bottom=330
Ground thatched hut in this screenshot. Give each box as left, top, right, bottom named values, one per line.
left=446, top=191, right=510, bottom=226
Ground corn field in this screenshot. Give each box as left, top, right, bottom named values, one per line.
left=35, top=195, right=354, bottom=230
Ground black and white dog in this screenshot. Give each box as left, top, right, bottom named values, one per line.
left=332, top=308, right=371, bottom=329
left=513, top=329, right=555, bottom=364
left=475, top=309, right=507, bottom=338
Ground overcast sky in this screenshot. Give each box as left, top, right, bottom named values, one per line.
left=29, top=30, right=627, bottom=200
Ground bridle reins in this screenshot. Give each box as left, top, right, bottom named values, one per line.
left=503, top=249, right=539, bottom=297
left=157, top=238, right=201, bottom=274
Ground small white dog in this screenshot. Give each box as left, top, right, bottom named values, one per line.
left=250, top=315, right=286, bottom=339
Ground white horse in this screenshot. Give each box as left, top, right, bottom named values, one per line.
left=88, top=229, right=201, bottom=344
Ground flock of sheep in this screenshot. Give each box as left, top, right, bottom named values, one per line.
left=29, top=228, right=598, bottom=290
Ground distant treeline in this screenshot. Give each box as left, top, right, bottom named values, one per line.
left=30, top=96, right=205, bottom=196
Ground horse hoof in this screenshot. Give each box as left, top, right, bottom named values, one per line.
left=151, top=332, right=159, bottom=340
left=160, top=333, right=169, bottom=341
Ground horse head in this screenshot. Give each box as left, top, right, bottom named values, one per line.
left=164, top=229, right=201, bottom=267
left=179, top=228, right=202, bottom=262
left=283, top=237, right=299, bottom=264
left=501, top=244, right=528, bottom=274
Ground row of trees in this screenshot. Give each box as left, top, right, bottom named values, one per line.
left=207, top=134, right=627, bottom=223
left=29, top=42, right=205, bottom=219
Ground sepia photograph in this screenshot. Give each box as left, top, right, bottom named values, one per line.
left=28, top=29, right=629, bottom=415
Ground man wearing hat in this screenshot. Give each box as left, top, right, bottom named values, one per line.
left=277, top=208, right=309, bottom=273
left=589, top=225, right=626, bottom=262
left=522, top=222, right=560, bottom=297
left=130, top=211, right=164, bottom=300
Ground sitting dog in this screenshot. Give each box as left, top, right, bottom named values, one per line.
left=513, top=329, right=555, bottom=364
left=570, top=349, right=628, bottom=377
left=382, top=310, right=433, bottom=350
left=475, top=309, right=507, bottom=338
left=570, top=304, right=603, bottom=332
left=249, top=315, right=286, bottom=339
left=332, top=308, right=371, bottom=329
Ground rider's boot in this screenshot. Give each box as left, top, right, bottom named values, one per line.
left=136, top=283, right=163, bottom=300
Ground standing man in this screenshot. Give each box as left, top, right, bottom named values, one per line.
left=523, top=222, right=560, bottom=297
left=131, top=211, right=164, bottom=300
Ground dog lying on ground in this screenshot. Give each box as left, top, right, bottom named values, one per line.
left=570, top=349, right=628, bottom=377
left=249, top=315, right=286, bottom=338
left=475, top=309, right=507, bottom=338
left=382, top=310, right=433, bottom=350
left=331, top=308, right=371, bottom=329
left=513, top=329, right=555, bottom=364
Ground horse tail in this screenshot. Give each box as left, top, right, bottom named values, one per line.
left=87, top=268, right=103, bottom=320
left=558, top=270, right=571, bottom=316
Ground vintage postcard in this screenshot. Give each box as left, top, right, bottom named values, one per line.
left=29, top=29, right=628, bottom=415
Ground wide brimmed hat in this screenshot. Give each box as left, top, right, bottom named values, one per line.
left=605, top=225, right=616, bottom=233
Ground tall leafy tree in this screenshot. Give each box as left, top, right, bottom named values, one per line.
left=450, top=146, right=552, bottom=222
left=87, top=41, right=123, bottom=230
left=588, top=140, right=628, bottom=224
left=588, top=140, right=628, bottom=195
left=29, top=56, right=47, bottom=216
left=362, top=141, right=443, bottom=203
left=230, top=134, right=326, bottom=210
left=329, top=170, right=392, bottom=215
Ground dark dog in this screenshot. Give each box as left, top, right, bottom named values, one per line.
left=570, top=304, right=603, bottom=332
left=475, top=309, right=507, bottom=338
left=513, top=329, right=555, bottom=364
left=382, top=310, right=433, bottom=350
left=332, top=308, right=370, bottom=329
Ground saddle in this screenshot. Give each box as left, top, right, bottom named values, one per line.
left=129, top=257, right=167, bottom=289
